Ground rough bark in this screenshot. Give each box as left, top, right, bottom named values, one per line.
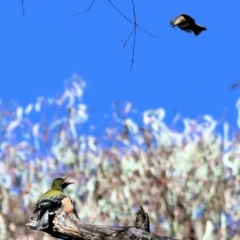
left=26, top=197, right=175, bottom=240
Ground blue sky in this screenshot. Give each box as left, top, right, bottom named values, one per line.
left=1, top=1, right=240, bottom=134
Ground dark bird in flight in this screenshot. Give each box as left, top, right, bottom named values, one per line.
left=230, top=81, right=240, bottom=90
left=170, top=14, right=207, bottom=36
left=33, top=177, right=74, bottom=230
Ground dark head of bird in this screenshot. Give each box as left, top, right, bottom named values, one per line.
left=51, top=177, right=74, bottom=191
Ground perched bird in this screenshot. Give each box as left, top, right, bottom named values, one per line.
left=135, top=206, right=150, bottom=232
left=33, top=177, right=74, bottom=230
left=170, top=13, right=207, bottom=36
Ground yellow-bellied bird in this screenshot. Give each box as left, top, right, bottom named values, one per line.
left=33, top=177, right=74, bottom=230
left=170, top=14, right=207, bottom=36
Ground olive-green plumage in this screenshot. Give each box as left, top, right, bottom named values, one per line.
left=33, top=177, right=74, bottom=230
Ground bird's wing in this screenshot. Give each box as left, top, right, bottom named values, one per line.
left=33, top=194, right=66, bottom=213
left=180, top=14, right=196, bottom=25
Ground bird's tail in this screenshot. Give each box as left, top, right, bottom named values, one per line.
left=193, top=24, right=207, bottom=36
left=35, top=209, right=49, bottom=230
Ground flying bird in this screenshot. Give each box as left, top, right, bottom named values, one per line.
left=230, top=81, right=240, bottom=90
left=33, top=177, right=74, bottom=230
left=170, top=14, right=207, bottom=36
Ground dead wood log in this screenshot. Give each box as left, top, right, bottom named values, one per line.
left=26, top=197, right=176, bottom=240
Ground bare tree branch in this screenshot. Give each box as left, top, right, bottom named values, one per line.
left=73, top=1, right=161, bottom=70
left=108, top=0, right=161, bottom=70
left=117, top=0, right=137, bottom=70
left=26, top=197, right=176, bottom=240
left=130, top=0, right=137, bottom=70
left=119, top=11, right=136, bottom=70
left=120, top=28, right=134, bottom=51
left=107, top=0, right=162, bottom=39
left=21, top=0, right=25, bottom=17
left=73, top=0, right=96, bottom=16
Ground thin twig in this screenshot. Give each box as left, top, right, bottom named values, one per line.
left=73, top=0, right=96, bottom=16
left=119, top=0, right=137, bottom=70
left=120, top=28, right=134, bottom=51
left=21, top=0, right=25, bottom=17
left=130, top=0, right=137, bottom=70
left=108, top=0, right=162, bottom=39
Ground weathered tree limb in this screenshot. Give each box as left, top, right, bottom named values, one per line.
left=26, top=197, right=175, bottom=240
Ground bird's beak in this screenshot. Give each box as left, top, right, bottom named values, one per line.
left=63, top=176, right=74, bottom=185
left=63, top=176, right=69, bottom=181
left=170, top=17, right=177, bottom=26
